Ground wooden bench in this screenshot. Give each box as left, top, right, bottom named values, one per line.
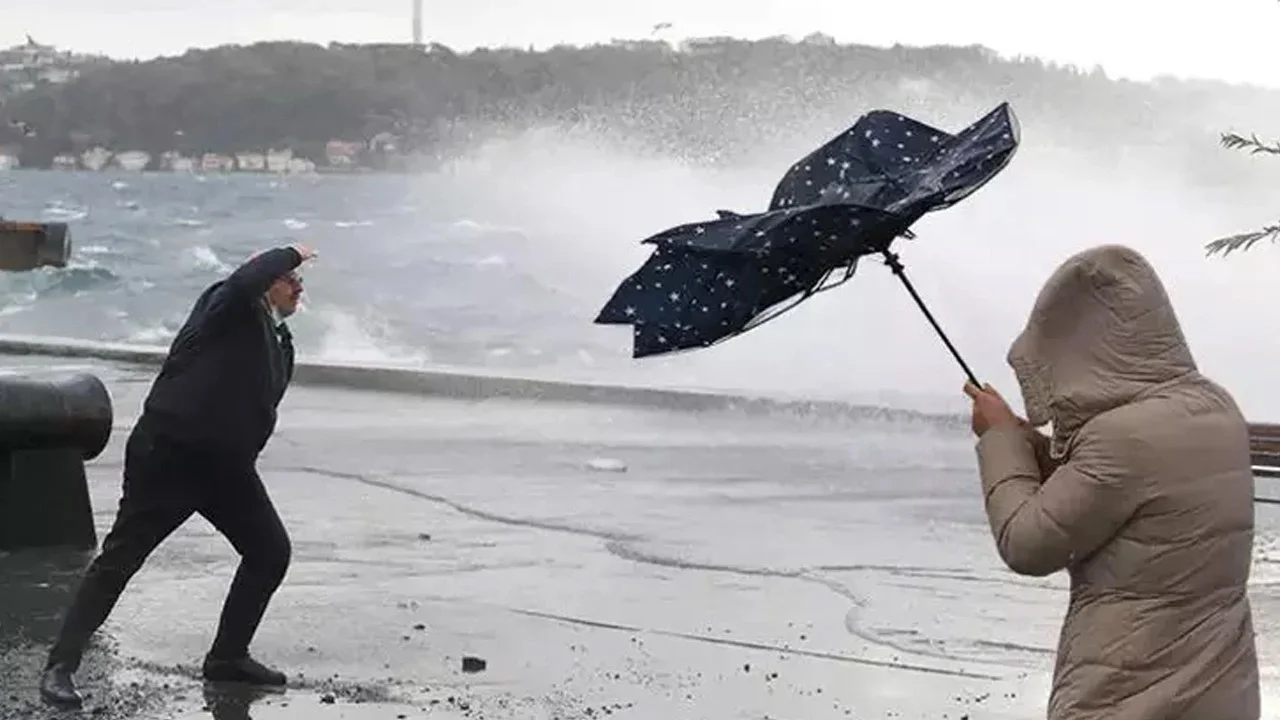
left=1250, top=423, right=1280, bottom=476
left=1249, top=425, right=1280, bottom=504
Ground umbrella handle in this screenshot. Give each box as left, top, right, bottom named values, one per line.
left=880, top=251, right=981, bottom=387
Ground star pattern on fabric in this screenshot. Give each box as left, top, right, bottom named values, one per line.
left=596, top=103, right=1020, bottom=358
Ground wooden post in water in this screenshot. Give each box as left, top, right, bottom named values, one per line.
left=0, top=220, right=72, bottom=271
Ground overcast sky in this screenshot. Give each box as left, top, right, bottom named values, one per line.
left=4, top=0, right=1280, bottom=87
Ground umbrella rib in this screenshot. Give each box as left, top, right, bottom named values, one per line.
left=738, top=264, right=856, bottom=334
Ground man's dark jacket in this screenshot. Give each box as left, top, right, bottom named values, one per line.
left=142, top=247, right=302, bottom=464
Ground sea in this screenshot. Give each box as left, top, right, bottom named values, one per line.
left=5, top=128, right=1280, bottom=417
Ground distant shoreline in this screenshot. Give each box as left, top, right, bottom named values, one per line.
left=4, top=37, right=1280, bottom=176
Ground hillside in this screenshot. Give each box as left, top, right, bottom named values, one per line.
left=1, top=36, right=1278, bottom=170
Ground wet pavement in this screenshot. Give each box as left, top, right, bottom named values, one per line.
left=2, top=357, right=1279, bottom=719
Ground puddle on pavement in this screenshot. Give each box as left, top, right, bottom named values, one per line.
left=0, top=548, right=96, bottom=647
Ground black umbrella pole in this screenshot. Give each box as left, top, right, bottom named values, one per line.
left=881, top=251, right=981, bottom=387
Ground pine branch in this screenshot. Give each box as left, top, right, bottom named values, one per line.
left=1220, top=132, right=1280, bottom=155
left=1205, top=223, right=1280, bottom=256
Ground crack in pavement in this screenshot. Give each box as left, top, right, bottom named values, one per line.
left=281, top=464, right=1028, bottom=679
left=510, top=607, right=1003, bottom=680
left=283, top=465, right=642, bottom=542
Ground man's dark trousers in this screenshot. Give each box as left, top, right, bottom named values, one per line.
left=46, top=414, right=292, bottom=671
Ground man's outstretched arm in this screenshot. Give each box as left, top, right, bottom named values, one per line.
left=224, top=247, right=303, bottom=299
left=204, top=245, right=314, bottom=317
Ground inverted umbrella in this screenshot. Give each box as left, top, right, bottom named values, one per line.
left=595, top=102, right=1020, bottom=386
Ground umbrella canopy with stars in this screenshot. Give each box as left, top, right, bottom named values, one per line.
left=595, top=102, right=1020, bottom=385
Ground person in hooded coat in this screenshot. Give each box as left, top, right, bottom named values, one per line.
left=964, top=244, right=1259, bottom=720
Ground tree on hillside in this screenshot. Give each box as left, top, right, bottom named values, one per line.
left=0, top=37, right=1275, bottom=174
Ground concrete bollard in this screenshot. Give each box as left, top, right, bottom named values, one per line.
left=0, top=372, right=113, bottom=551
left=0, top=220, right=72, bottom=271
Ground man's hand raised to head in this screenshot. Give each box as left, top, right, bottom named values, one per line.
left=289, top=244, right=318, bottom=262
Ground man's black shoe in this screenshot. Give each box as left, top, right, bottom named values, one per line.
left=201, top=655, right=287, bottom=686
left=39, top=663, right=84, bottom=707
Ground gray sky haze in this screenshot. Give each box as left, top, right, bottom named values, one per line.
left=5, top=0, right=1280, bottom=87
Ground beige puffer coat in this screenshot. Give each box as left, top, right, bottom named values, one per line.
left=975, top=244, right=1259, bottom=720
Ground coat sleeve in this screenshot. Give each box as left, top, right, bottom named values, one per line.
left=1027, top=428, right=1058, bottom=479
left=975, top=423, right=1140, bottom=577
left=205, top=247, right=303, bottom=317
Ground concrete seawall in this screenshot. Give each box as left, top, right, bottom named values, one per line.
left=0, top=333, right=967, bottom=429
left=8, top=332, right=1280, bottom=483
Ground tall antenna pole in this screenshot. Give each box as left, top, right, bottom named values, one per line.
left=412, top=0, right=423, bottom=47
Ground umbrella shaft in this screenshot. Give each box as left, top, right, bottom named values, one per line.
left=881, top=251, right=981, bottom=387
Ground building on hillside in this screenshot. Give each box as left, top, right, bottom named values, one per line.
left=200, top=153, right=234, bottom=173
left=0, top=35, right=91, bottom=99
left=324, top=139, right=363, bottom=168
left=236, top=152, right=266, bottom=172
left=801, top=32, right=837, bottom=46
left=160, top=151, right=195, bottom=172
left=677, top=36, right=737, bottom=54
left=286, top=157, right=316, bottom=175
left=114, top=150, right=151, bottom=171
left=3, top=35, right=59, bottom=67
left=80, top=146, right=112, bottom=171
left=36, top=66, right=74, bottom=84
left=328, top=41, right=426, bottom=53
left=51, top=154, right=77, bottom=170
left=609, top=40, right=671, bottom=52
left=265, top=148, right=293, bottom=173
